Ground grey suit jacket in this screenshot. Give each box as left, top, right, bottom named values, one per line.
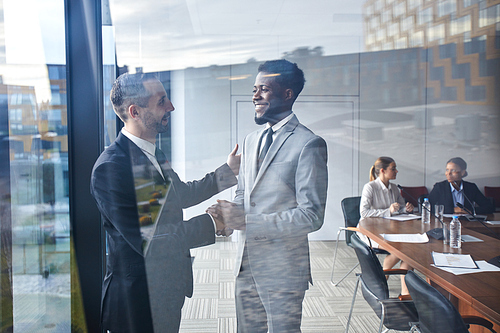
left=233, top=114, right=328, bottom=291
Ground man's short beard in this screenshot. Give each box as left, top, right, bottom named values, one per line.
left=254, top=110, right=290, bottom=125
left=254, top=113, right=269, bottom=125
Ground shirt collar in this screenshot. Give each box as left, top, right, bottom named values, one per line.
left=449, top=181, right=463, bottom=193
left=121, top=128, right=156, bottom=157
left=375, top=177, right=389, bottom=191
left=265, top=112, right=294, bottom=132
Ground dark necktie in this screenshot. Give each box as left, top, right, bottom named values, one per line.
left=155, top=147, right=167, bottom=165
left=258, top=128, right=274, bottom=170
left=154, top=147, right=167, bottom=184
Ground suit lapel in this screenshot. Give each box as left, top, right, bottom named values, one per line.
left=444, top=182, right=454, bottom=209
left=248, top=129, right=265, bottom=187
left=115, top=133, right=170, bottom=256
left=251, top=115, right=299, bottom=191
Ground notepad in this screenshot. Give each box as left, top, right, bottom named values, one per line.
left=461, top=235, right=483, bottom=242
left=383, top=214, right=420, bottom=221
left=485, top=221, right=500, bottom=225
left=432, top=252, right=478, bottom=269
left=381, top=233, right=429, bottom=243
left=431, top=261, right=500, bottom=275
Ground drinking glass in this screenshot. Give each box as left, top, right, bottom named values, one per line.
left=435, top=204, right=444, bottom=223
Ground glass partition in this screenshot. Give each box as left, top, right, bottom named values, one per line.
left=108, top=0, right=499, bottom=240
left=0, top=0, right=77, bottom=330
left=105, top=0, right=500, bottom=331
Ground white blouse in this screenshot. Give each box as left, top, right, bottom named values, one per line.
left=360, top=178, right=406, bottom=218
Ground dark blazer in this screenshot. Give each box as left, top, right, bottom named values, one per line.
left=90, top=132, right=237, bottom=332
left=428, top=180, right=494, bottom=215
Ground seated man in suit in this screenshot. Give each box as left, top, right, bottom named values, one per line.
left=90, top=72, right=240, bottom=333
left=428, top=157, right=494, bottom=215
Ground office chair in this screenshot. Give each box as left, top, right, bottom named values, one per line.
left=484, top=186, right=500, bottom=212
left=405, top=270, right=496, bottom=333
left=331, top=197, right=388, bottom=286
left=400, top=186, right=428, bottom=208
left=345, top=234, right=418, bottom=333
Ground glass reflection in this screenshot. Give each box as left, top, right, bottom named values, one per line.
left=106, top=0, right=499, bottom=331
left=0, top=0, right=75, bottom=331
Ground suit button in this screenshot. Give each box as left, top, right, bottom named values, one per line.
left=250, top=202, right=256, bottom=207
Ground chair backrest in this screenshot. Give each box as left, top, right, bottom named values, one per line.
left=350, top=233, right=389, bottom=303
left=405, top=271, right=468, bottom=333
left=484, top=186, right=500, bottom=210
left=401, top=186, right=429, bottom=207
left=341, top=196, right=361, bottom=246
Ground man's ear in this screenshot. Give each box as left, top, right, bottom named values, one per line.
left=283, top=88, right=294, bottom=102
left=128, top=105, right=140, bottom=120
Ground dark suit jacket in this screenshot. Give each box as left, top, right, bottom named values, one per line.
left=428, top=180, right=494, bottom=215
left=90, top=132, right=237, bottom=332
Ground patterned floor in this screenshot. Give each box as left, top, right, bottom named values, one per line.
left=181, top=237, right=409, bottom=333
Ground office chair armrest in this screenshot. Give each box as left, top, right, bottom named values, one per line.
left=383, top=268, right=409, bottom=276
left=462, top=315, right=496, bottom=332
left=379, top=298, right=414, bottom=304
left=398, top=294, right=412, bottom=301
left=339, top=227, right=359, bottom=232
left=408, top=322, right=421, bottom=332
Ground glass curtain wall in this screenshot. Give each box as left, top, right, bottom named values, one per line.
left=0, top=0, right=88, bottom=331
left=107, top=0, right=500, bottom=239
left=105, top=0, right=499, bottom=330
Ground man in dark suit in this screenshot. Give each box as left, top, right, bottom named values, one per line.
left=209, top=60, right=328, bottom=332
left=90, top=73, right=239, bottom=332
left=428, top=157, right=494, bottom=215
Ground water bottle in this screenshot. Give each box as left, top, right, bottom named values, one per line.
left=421, top=198, right=430, bottom=224
left=450, top=216, right=462, bottom=249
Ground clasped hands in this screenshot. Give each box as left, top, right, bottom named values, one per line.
left=206, top=200, right=246, bottom=237
left=390, top=202, right=414, bottom=214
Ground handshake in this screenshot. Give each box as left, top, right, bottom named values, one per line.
left=206, top=200, right=246, bottom=237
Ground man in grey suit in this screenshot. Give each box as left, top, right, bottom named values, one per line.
left=209, top=60, right=328, bottom=332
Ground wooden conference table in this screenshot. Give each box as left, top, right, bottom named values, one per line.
left=358, top=214, right=500, bottom=333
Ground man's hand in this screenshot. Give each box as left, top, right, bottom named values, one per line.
left=454, top=206, right=467, bottom=214
left=216, top=199, right=246, bottom=230
left=207, top=204, right=233, bottom=236
left=405, top=202, right=414, bottom=213
left=227, top=144, right=241, bottom=176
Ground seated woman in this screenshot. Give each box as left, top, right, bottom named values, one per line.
left=428, top=157, right=494, bottom=215
left=358, top=156, right=414, bottom=296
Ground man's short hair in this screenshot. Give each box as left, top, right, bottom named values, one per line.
left=257, top=59, right=305, bottom=99
left=110, top=72, right=158, bottom=122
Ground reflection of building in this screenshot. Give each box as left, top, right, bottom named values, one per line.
left=5, top=65, right=69, bottom=207
left=363, top=0, right=500, bottom=105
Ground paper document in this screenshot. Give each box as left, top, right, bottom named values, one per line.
left=432, top=252, right=477, bottom=269
left=381, top=233, right=429, bottom=243
left=443, top=213, right=467, bottom=218
left=485, top=221, right=500, bottom=225
left=383, top=214, right=420, bottom=221
left=431, top=261, right=500, bottom=275
left=460, top=235, right=483, bottom=242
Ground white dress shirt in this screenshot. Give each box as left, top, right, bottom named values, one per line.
left=360, top=178, right=406, bottom=218
left=259, top=112, right=294, bottom=154
left=450, top=182, right=464, bottom=207
left=121, top=128, right=165, bottom=179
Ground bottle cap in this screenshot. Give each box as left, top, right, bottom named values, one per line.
left=453, top=215, right=458, bottom=219
left=424, top=198, right=429, bottom=201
